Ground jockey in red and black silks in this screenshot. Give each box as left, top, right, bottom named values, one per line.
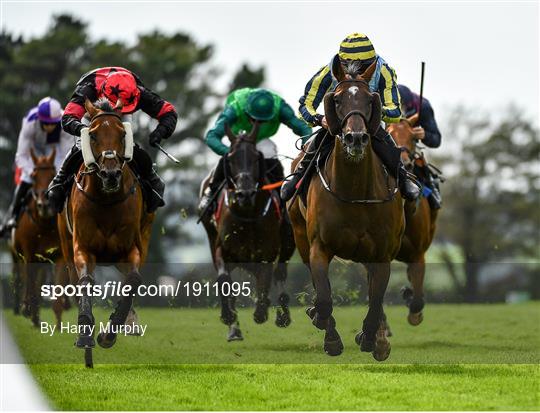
left=47, top=67, right=178, bottom=214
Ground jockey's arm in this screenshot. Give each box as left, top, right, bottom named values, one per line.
left=378, top=63, right=402, bottom=124
left=279, top=101, right=312, bottom=144
left=138, top=88, right=178, bottom=142
left=14, top=118, right=34, bottom=183
left=62, top=82, right=97, bottom=137
left=298, top=65, right=333, bottom=127
left=205, top=106, right=237, bottom=156
left=419, top=101, right=441, bottom=148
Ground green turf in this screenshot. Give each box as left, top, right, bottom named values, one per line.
left=4, top=303, right=540, bottom=410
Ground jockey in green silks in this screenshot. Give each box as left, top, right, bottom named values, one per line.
left=199, top=87, right=312, bottom=212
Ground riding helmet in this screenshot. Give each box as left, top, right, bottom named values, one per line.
left=246, top=89, right=275, bottom=121
left=37, top=97, right=63, bottom=124
left=102, top=71, right=141, bottom=113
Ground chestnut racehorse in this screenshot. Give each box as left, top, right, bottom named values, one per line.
left=57, top=98, right=154, bottom=367
left=200, top=123, right=295, bottom=341
left=387, top=114, right=439, bottom=325
left=11, top=149, right=69, bottom=327
left=289, top=60, right=404, bottom=361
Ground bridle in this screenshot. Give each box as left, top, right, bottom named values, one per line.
left=83, top=111, right=129, bottom=175
left=224, top=136, right=261, bottom=191
left=333, top=79, right=371, bottom=141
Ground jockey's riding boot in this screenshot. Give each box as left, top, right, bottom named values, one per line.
left=198, top=157, right=226, bottom=214
left=427, top=174, right=442, bottom=210
left=281, top=129, right=327, bottom=202
left=0, top=182, right=31, bottom=237
left=47, top=145, right=83, bottom=213
left=372, top=128, right=421, bottom=201
left=131, top=145, right=165, bottom=213
left=398, top=165, right=421, bottom=202
left=145, top=169, right=165, bottom=213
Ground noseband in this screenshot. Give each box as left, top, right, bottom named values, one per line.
left=333, top=79, right=371, bottom=140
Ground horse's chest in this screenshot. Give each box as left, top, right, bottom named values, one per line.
left=220, top=221, right=280, bottom=262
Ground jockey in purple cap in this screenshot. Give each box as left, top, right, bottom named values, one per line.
left=0, top=97, right=74, bottom=237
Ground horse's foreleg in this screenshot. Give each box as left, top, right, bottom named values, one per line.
left=307, top=240, right=342, bottom=356
left=12, top=258, right=22, bottom=315
left=405, top=257, right=426, bottom=326
left=98, top=248, right=142, bottom=349
left=274, top=218, right=295, bottom=328
left=53, top=258, right=69, bottom=329
left=356, top=263, right=391, bottom=361
left=253, top=264, right=272, bottom=324
left=215, top=246, right=242, bottom=341
left=72, top=246, right=96, bottom=368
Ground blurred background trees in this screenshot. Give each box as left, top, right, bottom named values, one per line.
left=0, top=14, right=538, bottom=303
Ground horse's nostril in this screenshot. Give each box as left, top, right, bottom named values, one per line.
left=344, top=133, right=354, bottom=145
left=361, top=133, right=370, bottom=145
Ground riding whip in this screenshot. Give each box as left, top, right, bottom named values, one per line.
left=418, top=61, right=425, bottom=120
left=155, top=143, right=181, bottom=164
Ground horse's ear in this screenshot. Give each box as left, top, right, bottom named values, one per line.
left=361, top=60, right=377, bottom=82
left=323, top=92, right=341, bottom=136
left=84, top=98, right=98, bottom=118
left=332, top=55, right=346, bottom=82
left=113, top=98, right=123, bottom=113
left=368, top=92, right=382, bottom=135
left=47, top=148, right=56, bottom=164
left=247, top=119, right=260, bottom=142
left=407, top=113, right=420, bottom=127
left=30, top=148, right=38, bottom=165
left=225, top=123, right=237, bottom=143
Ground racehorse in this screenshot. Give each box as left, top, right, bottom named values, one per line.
left=57, top=98, right=154, bottom=367
left=10, top=149, right=69, bottom=327
left=387, top=114, right=439, bottom=325
left=200, top=123, right=296, bottom=341
left=288, top=59, right=405, bottom=361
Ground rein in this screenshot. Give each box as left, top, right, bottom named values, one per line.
left=75, top=171, right=137, bottom=207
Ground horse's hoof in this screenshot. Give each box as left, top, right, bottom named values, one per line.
left=253, top=307, right=269, bottom=324
left=401, top=286, right=413, bottom=304
left=324, top=330, right=344, bottom=356
left=355, top=331, right=375, bottom=353
left=372, top=334, right=391, bottom=362
left=97, top=332, right=117, bottom=349
left=275, top=307, right=291, bottom=328
left=227, top=324, right=244, bottom=342
left=75, top=335, right=95, bottom=349
left=408, top=311, right=424, bottom=326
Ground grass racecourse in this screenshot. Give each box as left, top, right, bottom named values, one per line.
left=4, top=303, right=540, bottom=410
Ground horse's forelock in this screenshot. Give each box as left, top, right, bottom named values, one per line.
left=93, top=97, right=115, bottom=112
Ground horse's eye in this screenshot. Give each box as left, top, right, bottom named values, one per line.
left=89, top=132, right=97, bottom=141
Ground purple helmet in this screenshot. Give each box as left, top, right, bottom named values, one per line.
left=37, top=97, right=63, bottom=123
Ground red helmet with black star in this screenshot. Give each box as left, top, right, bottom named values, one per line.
left=102, top=71, right=141, bottom=113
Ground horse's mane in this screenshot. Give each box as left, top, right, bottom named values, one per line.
left=93, top=97, right=115, bottom=112
left=344, top=61, right=368, bottom=80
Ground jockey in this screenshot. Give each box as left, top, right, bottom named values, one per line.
left=281, top=33, right=421, bottom=202
left=398, top=84, right=442, bottom=209
left=199, top=87, right=312, bottom=212
left=0, top=97, right=74, bottom=237
left=46, top=67, right=178, bottom=213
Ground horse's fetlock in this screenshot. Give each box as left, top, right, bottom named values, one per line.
left=315, top=300, right=333, bottom=320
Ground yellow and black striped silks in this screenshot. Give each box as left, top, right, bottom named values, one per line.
left=338, top=33, right=376, bottom=62
left=298, top=55, right=401, bottom=127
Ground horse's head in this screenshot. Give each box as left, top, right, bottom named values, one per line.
left=30, top=148, right=57, bottom=218
left=82, top=98, right=134, bottom=193
left=225, top=121, right=262, bottom=208
left=324, top=58, right=382, bottom=161
left=387, top=113, right=419, bottom=168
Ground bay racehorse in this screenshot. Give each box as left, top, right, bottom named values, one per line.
left=288, top=60, right=405, bottom=361
left=200, top=122, right=295, bottom=341
left=57, top=98, right=154, bottom=367
left=10, top=149, right=70, bottom=327
left=387, top=114, right=439, bottom=325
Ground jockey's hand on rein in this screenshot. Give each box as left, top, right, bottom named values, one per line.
left=412, top=126, right=425, bottom=140
left=149, top=126, right=168, bottom=147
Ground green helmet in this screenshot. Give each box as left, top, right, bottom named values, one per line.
left=245, top=89, right=275, bottom=121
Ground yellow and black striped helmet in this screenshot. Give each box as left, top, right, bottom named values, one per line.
left=338, top=33, right=376, bottom=62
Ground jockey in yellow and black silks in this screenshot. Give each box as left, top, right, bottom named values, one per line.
left=281, top=33, right=421, bottom=202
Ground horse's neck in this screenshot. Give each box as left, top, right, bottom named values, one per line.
left=328, top=140, right=381, bottom=199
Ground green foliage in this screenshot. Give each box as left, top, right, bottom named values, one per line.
left=433, top=106, right=540, bottom=301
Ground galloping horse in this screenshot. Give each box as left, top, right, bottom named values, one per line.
left=200, top=123, right=295, bottom=341
left=57, top=98, right=154, bottom=367
left=387, top=114, right=439, bottom=325
left=11, top=149, right=68, bottom=327
left=289, top=59, right=404, bottom=361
